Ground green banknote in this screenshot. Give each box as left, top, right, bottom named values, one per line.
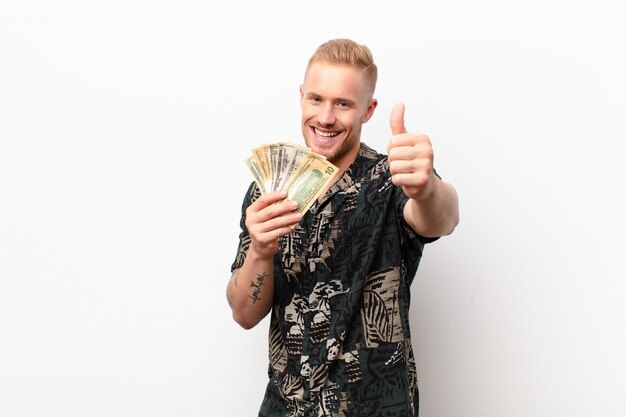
left=244, top=142, right=339, bottom=217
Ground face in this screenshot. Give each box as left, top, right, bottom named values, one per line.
left=300, top=62, right=377, bottom=171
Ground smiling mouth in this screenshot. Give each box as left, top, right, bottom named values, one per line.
left=312, top=126, right=341, bottom=138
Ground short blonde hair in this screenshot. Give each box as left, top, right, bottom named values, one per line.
left=306, top=39, right=378, bottom=95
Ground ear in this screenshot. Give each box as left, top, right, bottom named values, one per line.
left=299, top=85, right=304, bottom=100
left=362, top=98, right=378, bottom=123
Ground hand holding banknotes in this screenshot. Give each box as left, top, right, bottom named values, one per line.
left=244, top=142, right=339, bottom=255
left=244, top=191, right=302, bottom=258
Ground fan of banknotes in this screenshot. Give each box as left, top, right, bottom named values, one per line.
left=245, top=142, right=339, bottom=216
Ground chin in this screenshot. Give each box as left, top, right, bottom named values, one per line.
left=306, top=141, right=336, bottom=160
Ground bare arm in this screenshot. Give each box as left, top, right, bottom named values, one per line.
left=226, top=190, right=301, bottom=329
left=403, top=176, right=459, bottom=237
left=226, top=254, right=274, bottom=330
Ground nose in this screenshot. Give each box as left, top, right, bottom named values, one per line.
left=318, top=103, right=336, bottom=127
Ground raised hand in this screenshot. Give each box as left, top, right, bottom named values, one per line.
left=387, top=103, right=435, bottom=201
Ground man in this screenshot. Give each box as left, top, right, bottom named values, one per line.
left=226, top=39, right=459, bottom=417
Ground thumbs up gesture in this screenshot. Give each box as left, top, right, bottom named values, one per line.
left=387, top=103, right=435, bottom=201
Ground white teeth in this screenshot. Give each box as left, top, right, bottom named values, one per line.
left=314, top=128, right=339, bottom=138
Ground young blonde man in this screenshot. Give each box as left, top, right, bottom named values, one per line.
left=227, top=39, right=459, bottom=417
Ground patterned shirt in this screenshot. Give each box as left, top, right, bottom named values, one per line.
left=232, top=143, right=436, bottom=417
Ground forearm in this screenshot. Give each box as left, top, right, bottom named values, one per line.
left=226, top=247, right=275, bottom=329
left=404, top=176, right=459, bottom=238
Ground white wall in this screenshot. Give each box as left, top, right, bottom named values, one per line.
left=1, top=1, right=624, bottom=416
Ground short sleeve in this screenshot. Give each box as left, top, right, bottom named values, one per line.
left=230, top=182, right=262, bottom=272
left=392, top=180, right=440, bottom=283
left=396, top=167, right=442, bottom=244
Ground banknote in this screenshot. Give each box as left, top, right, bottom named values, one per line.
left=244, top=156, right=266, bottom=194
left=244, top=142, right=339, bottom=218
left=251, top=145, right=272, bottom=191
left=274, top=143, right=309, bottom=192
left=285, top=153, right=338, bottom=215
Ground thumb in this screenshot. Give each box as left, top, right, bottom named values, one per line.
left=389, top=103, right=407, bottom=135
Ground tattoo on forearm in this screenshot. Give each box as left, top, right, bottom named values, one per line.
left=249, top=272, right=267, bottom=304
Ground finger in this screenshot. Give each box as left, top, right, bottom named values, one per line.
left=252, top=190, right=289, bottom=210
left=389, top=103, right=407, bottom=135
left=262, top=213, right=302, bottom=235
left=258, top=226, right=296, bottom=242
left=388, top=135, right=433, bottom=162
left=390, top=172, right=431, bottom=188
left=258, top=201, right=300, bottom=225
left=389, top=159, right=419, bottom=175
left=251, top=210, right=303, bottom=239
left=389, top=157, right=433, bottom=176
left=389, top=134, right=427, bottom=148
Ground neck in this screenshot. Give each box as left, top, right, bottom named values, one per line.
left=332, top=143, right=361, bottom=173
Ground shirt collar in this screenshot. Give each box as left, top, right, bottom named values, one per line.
left=318, top=143, right=383, bottom=205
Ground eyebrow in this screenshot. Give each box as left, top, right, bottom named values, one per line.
left=306, top=92, right=356, bottom=105
left=335, top=98, right=356, bottom=105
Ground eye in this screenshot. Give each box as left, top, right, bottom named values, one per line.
left=337, top=101, right=351, bottom=109
left=308, top=95, right=321, bottom=103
